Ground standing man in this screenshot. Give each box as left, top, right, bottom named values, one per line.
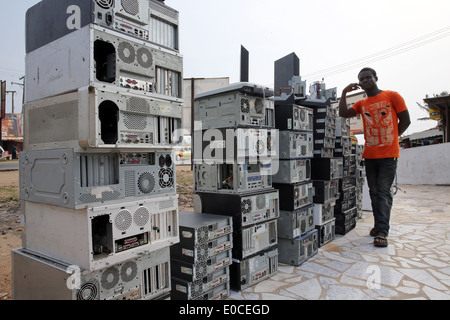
left=339, top=67, right=411, bottom=247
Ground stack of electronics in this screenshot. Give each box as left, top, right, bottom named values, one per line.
left=353, top=144, right=366, bottom=219
left=333, top=117, right=358, bottom=235
left=299, top=82, right=341, bottom=249
left=170, top=212, right=233, bottom=300
left=272, top=75, right=317, bottom=267
left=13, top=0, right=183, bottom=300
left=193, top=82, right=280, bottom=292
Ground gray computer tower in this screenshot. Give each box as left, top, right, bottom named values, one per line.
left=195, top=127, right=278, bottom=163
left=193, top=189, right=279, bottom=229
left=20, top=148, right=177, bottom=209
left=171, top=267, right=230, bottom=300
left=23, top=85, right=183, bottom=151
left=21, top=195, right=179, bottom=271
left=194, top=160, right=273, bottom=194
left=278, top=131, right=313, bottom=159
left=194, top=82, right=275, bottom=130
left=230, top=247, right=278, bottom=291
left=272, top=158, right=311, bottom=184
left=316, top=218, right=336, bottom=247
left=277, top=204, right=314, bottom=239
left=12, top=247, right=171, bottom=300
left=26, top=0, right=180, bottom=53
left=25, top=24, right=183, bottom=103
left=278, top=229, right=318, bottom=266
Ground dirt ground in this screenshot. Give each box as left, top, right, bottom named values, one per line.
left=0, top=165, right=194, bottom=300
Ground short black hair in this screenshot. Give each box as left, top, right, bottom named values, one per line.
left=359, top=67, right=377, bottom=78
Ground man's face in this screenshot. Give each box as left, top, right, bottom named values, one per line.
left=358, top=71, right=377, bottom=91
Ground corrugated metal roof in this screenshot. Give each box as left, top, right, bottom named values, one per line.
left=405, top=128, right=443, bottom=140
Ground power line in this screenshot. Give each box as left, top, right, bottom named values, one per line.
left=304, top=26, right=450, bottom=78
left=0, top=67, right=25, bottom=75
left=0, top=71, right=24, bottom=78
left=304, top=26, right=450, bottom=79
left=0, top=67, right=25, bottom=80
left=311, top=32, right=450, bottom=80
left=303, top=26, right=450, bottom=81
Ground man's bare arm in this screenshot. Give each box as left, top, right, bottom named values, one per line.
left=397, top=109, right=411, bottom=137
left=339, top=84, right=359, bottom=118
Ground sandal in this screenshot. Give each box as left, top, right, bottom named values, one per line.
left=374, top=233, right=388, bottom=247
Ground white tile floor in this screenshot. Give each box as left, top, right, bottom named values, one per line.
left=229, top=184, right=450, bottom=300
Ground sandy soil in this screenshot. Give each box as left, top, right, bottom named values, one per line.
left=0, top=166, right=194, bottom=300
left=0, top=170, right=21, bottom=300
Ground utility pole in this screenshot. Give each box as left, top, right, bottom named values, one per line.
left=1, top=81, right=6, bottom=148
left=12, top=76, right=25, bottom=106
left=0, top=81, right=5, bottom=118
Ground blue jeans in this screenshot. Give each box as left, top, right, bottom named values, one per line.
left=365, top=158, right=398, bottom=236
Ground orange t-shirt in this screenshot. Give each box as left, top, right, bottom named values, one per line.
left=351, top=90, right=408, bottom=159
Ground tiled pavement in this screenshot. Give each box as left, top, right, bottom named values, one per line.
left=229, top=184, right=450, bottom=300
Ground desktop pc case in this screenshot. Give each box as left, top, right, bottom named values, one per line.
left=274, top=103, right=314, bottom=132
left=312, top=179, right=340, bottom=204
left=277, top=204, right=314, bottom=240
left=170, top=233, right=233, bottom=265
left=315, top=218, right=336, bottom=247
left=273, top=181, right=314, bottom=212
left=232, top=219, right=278, bottom=260
left=230, top=247, right=278, bottom=291
left=313, top=201, right=336, bottom=226
left=172, top=212, right=233, bottom=248
left=171, top=267, right=230, bottom=300
left=311, top=157, right=343, bottom=180
left=194, top=160, right=273, bottom=194
left=21, top=195, right=179, bottom=271
left=196, top=127, right=278, bottom=162
left=278, top=229, right=318, bottom=266
left=23, top=85, right=183, bottom=151
left=12, top=246, right=171, bottom=300
left=193, top=189, right=279, bottom=229
left=194, top=82, right=275, bottom=130
left=25, top=24, right=183, bottom=103
left=335, top=207, right=358, bottom=235
left=25, top=0, right=180, bottom=53
left=272, top=158, right=311, bottom=184
left=170, top=249, right=232, bottom=283
left=278, top=131, right=313, bottom=159
left=20, top=148, right=177, bottom=210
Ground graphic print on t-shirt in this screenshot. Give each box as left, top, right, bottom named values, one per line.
left=362, top=101, right=394, bottom=147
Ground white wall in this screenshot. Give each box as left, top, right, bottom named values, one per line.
left=397, top=143, right=450, bottom=185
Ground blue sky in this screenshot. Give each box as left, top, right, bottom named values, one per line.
left=1, top=0, right=449, bottom=135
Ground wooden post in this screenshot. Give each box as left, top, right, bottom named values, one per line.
left=191, top=78, right=195, bottom=170
left=446, top=104, right=450, bottom=143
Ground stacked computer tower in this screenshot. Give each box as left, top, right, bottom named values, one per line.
left=170, top=211, right=233, bottom=300
left=297, top=82, right=341, bottom=249
left=334, top=117, right=358, bottom=235
left=272, top=76, right=317, bottom=267
left=353, top=144, right=366, bottom=219
left=13, top=0, right=183, bottom=300
left=193, top=82, right=280, bottom=292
